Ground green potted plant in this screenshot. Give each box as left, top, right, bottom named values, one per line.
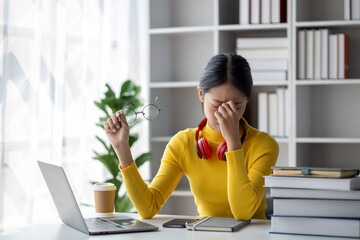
left=93, top=80, right=151, bottom=212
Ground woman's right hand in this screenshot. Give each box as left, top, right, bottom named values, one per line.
left=104, top=110, right=129, bottom=150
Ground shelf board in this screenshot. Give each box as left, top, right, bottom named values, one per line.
left=171, top=190, right=193, bottom=197
left=296, top=137, right=360, bottom=144
left=150, top=81, right=199, bottom=88
left=149, top=26, right=214, bottom=35
left=253, top=81, right=289, bottom=87
left=296, top=20, right=360, bottom=28
left=218, top=23, right=288, bottom=31
left=296, top=79, right=360, bottom=85
left=151, top=136, right=172, bottom=143
left=274, top=137, right=289, bottom=143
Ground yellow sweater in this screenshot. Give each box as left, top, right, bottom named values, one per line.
left=120, top=118, right=279, bottom=220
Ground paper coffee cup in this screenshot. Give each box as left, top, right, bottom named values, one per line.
left=94, top=183, right=116, bottom=216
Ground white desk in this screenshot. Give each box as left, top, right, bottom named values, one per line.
left=0, top=213, right=351, bottom=240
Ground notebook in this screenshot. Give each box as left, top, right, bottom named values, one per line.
left=272, top=166, right=359, bottom=178
left=38, top=161, right=158, bottom=235
left=185, top=216, right=250, bottom=232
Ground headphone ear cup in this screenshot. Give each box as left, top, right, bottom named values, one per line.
left=216, top=141, right=228, bottom=161
left=197, top=138, right=212, bottom=159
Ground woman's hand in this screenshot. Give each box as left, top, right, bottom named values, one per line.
left=214, top=101, right=242, bottom=151
left=104, top=110, right=130, bottom=150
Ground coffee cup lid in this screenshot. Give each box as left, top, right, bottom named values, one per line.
left=94, top=183, right=117, bottom=191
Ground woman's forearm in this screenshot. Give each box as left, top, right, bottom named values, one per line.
left=114, top=144, right=134, bottom=169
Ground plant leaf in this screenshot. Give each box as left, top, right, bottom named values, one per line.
left=96, top=136, right=111, bottom=152
left=105, top=83, right=116, bottom=98
left=115, top=194, right=134, bottom=212
left=93, top=154, right=119, bottom=178
left=135, top=152, right=152, bottom=168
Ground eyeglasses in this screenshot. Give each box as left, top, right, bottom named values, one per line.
left=120, top=96, right=161, bottom=124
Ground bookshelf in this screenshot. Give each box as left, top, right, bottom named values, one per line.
left=145, top=0, right=360, bottom=215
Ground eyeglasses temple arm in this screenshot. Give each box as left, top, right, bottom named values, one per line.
left=155, top=96, right=161, bottom=110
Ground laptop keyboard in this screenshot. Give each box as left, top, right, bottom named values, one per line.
left=85, top=218, right=124, bottom=232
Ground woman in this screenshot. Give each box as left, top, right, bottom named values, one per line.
left=104, top=53, right=279, bottom=220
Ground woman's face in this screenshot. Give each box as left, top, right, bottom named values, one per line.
left=197, top=82, right=248, bottom=133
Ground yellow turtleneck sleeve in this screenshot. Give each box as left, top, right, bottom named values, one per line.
left=120, top=119, right=279, bottom=220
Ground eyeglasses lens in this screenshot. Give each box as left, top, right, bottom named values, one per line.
left=121, top=108, right=137, bottom=123
left=143, top=104, right=160, bottom=121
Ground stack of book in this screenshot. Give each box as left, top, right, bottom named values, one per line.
left=239, top=0, right=286, bottom=25
left=297, top=29, right=349, bottom=80
left=236, top=37, right=288, bottom=82
left=257, top=88, right=289, bottom=137
left=265, top=167, right=360, bottom=238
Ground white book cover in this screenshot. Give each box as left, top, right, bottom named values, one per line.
left=344, top=0, right=351, bottom=20
left=258, top=92, right=268, bottom=132
left=270, top=188, right=360, bottom=200
left=250, top=0, right=260, bottom=24
left=306, top=30, right=314, bottom=79
left=271, top=0, right=280, bottom=23
left=236, top=48, right=288, bottom=59
left=252, top=71, right=287, bottom=81
left=276, top=88, right=285, bottom=137
left=236, top=37, right=288, bottom=49
left=273, top=198, right=360, bottom=218
left=264, top=175, right=360, bottom=190
left=352, top=0, right=360, bottom=20
left=314, top=30, right=321, bottom=79
left=261, top=0, right=271, bottom=24
left=268, top=93, right=278, bottom=136
left=271, top=216, right=360, bottom=238
left=321, top=29, right=329, bottom=79
left=338, top=33, right=348, bottom=79
left=297, top=30, right=306, bottom=79
left=239, top=0, right=250, bottom=25
left=248, top=59, right=288, bottom=71
left=329, top=34, right=338, bottom=79
left=284, top=88, right=290, bottom=137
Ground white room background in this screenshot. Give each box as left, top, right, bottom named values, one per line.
left=0, top=0, right=148, bottom=231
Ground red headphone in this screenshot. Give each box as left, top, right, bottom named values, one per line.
left=195, top=118, right=246, bottom=161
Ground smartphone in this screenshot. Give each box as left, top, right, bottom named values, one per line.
left=162, top=218, right=196, bottom=228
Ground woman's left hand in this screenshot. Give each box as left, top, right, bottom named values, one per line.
left=214, top=101, right=242, bottom=151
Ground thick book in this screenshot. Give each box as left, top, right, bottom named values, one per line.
left=236, top=48, right=288, bottom=59
left=273, top=198, right=360, bottom=218
left=329, top=34, right=338, bottom=79
left=314, top=30, right=321, bottom=79
left=261, top=0, right=271, bottom=24
left=239, top=0, right=250, bottom=25
left=297, top=30, right=306, bottom=79
left=268, top=92, right=278, bottom=136
left=258, top=92, right=268, bottom=132
left=271, top=215, right=360, bottom=238
left=270, top=188, right=360, bottom=200
left=252, top=71, right=287, bottom=81
left=352, top=0, right=360, bottom=20
left=185, top=217, right=250, bottom=232
left=320, top=29, right=329, bottom=79
left=338, top=33, right=349, bottom=79
left=305, top=29, right=314, bottom=79
left=264, top=175, right=360, bottom=190
left=272, top=166, right=359, bottom=178
left=236, top=37, right=288, bottom=49
left=250, top=0, right=260, bottom=24
left=248, top=59, right=288, bottom=71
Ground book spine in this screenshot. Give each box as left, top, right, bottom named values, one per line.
left=250, top=0, right=260, bottom=24
left=261, top=0, right=271, bottom=24
left=297, top=30, right=306, bottom=79
left=314, top=30, right=321, bottom=79
left=329, top=34, right=338, bottom=79
left=344, top=0, right=351, bottom=20
left=258, top=92, right=268, bottom=132
left=268, top=92, right=278, bottom=136
left=271, top=0, right=280, bottom=23
left=320, top=29, right=329, bottom=79
left=239, top=0, right=250, bottom=25
left=338, top=33, right=349, bottom=79
left=351, top=0, right=360, bottom=20
left=306, top=29, right=314, bottom=79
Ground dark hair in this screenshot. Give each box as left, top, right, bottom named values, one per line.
left=199, top=53, right=253, bottom=98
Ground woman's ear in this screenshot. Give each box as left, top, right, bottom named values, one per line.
left=197, top=86, right=204, bottom=103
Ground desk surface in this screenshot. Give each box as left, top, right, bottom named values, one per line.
left=0, top=213, right=351, bottom=240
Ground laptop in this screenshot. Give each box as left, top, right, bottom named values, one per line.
left=38, top=161, right=158, bottom=235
